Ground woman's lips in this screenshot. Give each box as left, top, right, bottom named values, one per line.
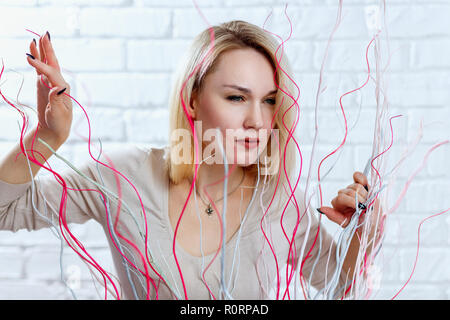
left=236, top=139, right=259, bottom=149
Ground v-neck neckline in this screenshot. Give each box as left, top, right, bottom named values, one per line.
left=161, top=152, right=263, bottom=261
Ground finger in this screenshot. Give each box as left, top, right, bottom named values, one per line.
left=49, top=86, right=71, bottom=111
left=331, top=193, right=365, bottom=212
left=41, top=31, right=60, bottom=71
left=44, top=86, right=71, bottom=129
left=353, top=171, right=369, bottom=190
left=29, top=38, right=39, bottom=59
left=26, top=54, right=67, bottom=89
left=318, top=206, right=351, bottom=227
left=338, top=187, right=367, bottom=201
left=29, top=39, right=41, bottom=75
left=345, top=183, right=368, bottom=197
left=39, top=34, right=47, bottom=63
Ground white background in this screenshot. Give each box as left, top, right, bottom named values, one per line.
left=0, top=0, right=449, bottom=299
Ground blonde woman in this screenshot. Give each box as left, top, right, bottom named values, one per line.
left=0, top=21, right=380, bottom=300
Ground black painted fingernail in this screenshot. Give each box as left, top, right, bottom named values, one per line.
left=46, top=31, right=51, bottom=42
left=317, top=208, right=325, bottom=215
left=364, top=185, right=368, bottom=192
left=358, top=202, right=367, bottom=210
left=32, top=38, right=36, bottom=46
left=57, top=87, right=66, bottom=95
left=26, top=53, right=35, bottom=60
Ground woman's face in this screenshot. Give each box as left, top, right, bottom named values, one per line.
left=190, top=48, right=278, bottom=167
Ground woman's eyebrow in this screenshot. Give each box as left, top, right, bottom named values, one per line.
left=222, top=84, right=277, bottom=95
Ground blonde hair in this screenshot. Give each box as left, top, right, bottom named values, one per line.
left=164, top=20, right=298, bottom=201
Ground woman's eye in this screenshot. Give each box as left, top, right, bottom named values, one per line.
left=227, top=95, right=244, bottom=102
left=266, top=98, right=276, bottom=105
left=226, top=96, right=276, bottom=105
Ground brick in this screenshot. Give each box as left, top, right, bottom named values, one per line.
left=427, top=181, right=450, bottom=213
left=34, top=142, right=76, bottom=180
left=389, top=284, right=447, bottom=299
left=25, top=246, right=114, bottom=281
left=376, top=247, right=402, bottom=283
left=285, top=41, right=314, bottom=72
left=0, top=0, right=37, bottom=5
left=349, top=108, right=408, bottom=146
left=404, top=181, right=431, bottom=213
left=289, top=72, right=320, bottom=108
left=387, top=5, right=450, bottom=38
left=313, top=104, right=377, bottom=145
left=52, top=38, right=125, bottom=72
left=381, top=215, right=401, bottom=246
left=0, top=39, right=38, bottom=70
left=326, top=0, right=412, bottom=3
left=447, top=214, right=450, bottom=246
left=0, top=247, right=23, bottom=279
left=407, top=143, right=450, bottom=179
left=173, top=7, right=271, bottom=39
left=66, top=107, right=126, bottom=143
left=316, top=181, right=348, bottom=211
left=314, top=41, right=369, bottom=73
left=389, top=213, right=448, bottom=246
left=0, top=142, right=16, bottom=156
left=0, top=7, right=77, bottom=37
left=137, top=0, right=220, bottom=6
left=79, top=8, right=171, bottom=38
left=0, top=227, right=64, bottom=246
left=39, top=0, right=131, bottom=6
left=69, top=141, right=131, bottom=166
left=295, top=6, right=369, bottom=40
left=294, top=71, right=379, bottom=110
left=312, top=144, right=356, bottom=182
left=382, top=139, right=433, bottom=182
left=0, top=108, right=34, bottom=141
left=370, top=285, right=400, bottom=300
left=0, top=70, right=38, bottom=108
left=75, top=73, right=170, bottom=108
left=0, top=280, right=66, bottom=299
left=225, top=0, right=287, bottom=6
left=127, top=40, right=191, bottom=72
left=314, top=40, right=410, bottom=73
left=400, top=248, right=450, bottom=282
left=124, top=108, right=169, bottom=142
left=407, top=107, right=450, bottom=144
left=412, top=40, right=450, bottom=69
left=67, top=218, right=111, bottom=248
left=388, top=72, right=450, bottom=107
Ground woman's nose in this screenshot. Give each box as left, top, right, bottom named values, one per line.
left=244, top=103, right=264, bottom=129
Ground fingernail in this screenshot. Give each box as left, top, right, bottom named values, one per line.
left=317, top=208, right=325, bottom=215
left=358, top=202, right=367, bottom=210
left=57, top=87, right=66, bottom=95
left=26, top=53, right=35, bottom=60
left=32, top=38, right=36, bottom=46
left=46, top=31, right=51, bottom=42
left=364, top=185, right=368, bottom=192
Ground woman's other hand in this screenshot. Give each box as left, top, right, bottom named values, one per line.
left=26, top=31, right=72, bottom=144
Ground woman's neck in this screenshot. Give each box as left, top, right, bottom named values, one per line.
left=189, top=163, right=255, bottom=201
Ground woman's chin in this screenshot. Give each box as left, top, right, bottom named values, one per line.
left=230, top=142, right=264, bottom=165
left=229, top=152, right=259, bottom=167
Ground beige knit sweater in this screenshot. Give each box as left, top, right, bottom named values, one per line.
left=0, top=145, right=348, bottom=300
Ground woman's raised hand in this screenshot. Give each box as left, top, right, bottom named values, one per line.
left=26, top=31, right=72, bottom=144
left=318, top=171, right=381, bottom=228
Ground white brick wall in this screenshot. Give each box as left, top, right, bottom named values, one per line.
left=0, top=0, right=449, bottom=300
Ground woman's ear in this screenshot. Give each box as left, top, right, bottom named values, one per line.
left=189, top=90, right=198, bottom=119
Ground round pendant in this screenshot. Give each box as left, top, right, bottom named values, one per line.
left=206, top=204, right=214, bottom=215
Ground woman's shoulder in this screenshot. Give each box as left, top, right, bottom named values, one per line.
left=90, top=143, right=168, bottom=177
